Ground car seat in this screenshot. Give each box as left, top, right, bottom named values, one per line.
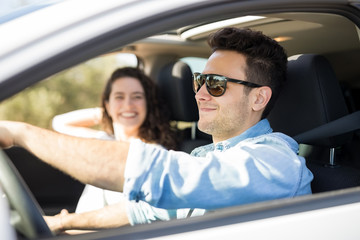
left=157, top=61, right=212, bottom=153
left=267, top=54, right=360, bottom=193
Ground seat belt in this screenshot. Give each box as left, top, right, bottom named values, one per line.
left=294, top=110, right=360, bottom=143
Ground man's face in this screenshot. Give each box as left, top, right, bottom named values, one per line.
left=195, top=50, right=254, bottom=143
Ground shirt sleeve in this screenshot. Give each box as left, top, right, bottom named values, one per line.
left=125, top=200, right=178, bottom=225
left=125, top=200, right=206, bottom=225
left=123, top=138, right=312, bottom=210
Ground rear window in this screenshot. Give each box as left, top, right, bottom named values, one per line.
left=181, top=57, right=207, bottom=73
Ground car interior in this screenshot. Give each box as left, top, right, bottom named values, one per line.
left=144, top=12, right=360, bottom=194
left=3, top=8, right=360, bottom=237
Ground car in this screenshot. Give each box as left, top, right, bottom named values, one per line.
left=1, top=0, right=360, bottom=239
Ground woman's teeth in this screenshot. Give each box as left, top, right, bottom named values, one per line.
left=121, top=112, right=136, bottom=117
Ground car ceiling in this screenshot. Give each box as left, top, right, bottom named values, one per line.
left=116, top=11, right=360, bottom=85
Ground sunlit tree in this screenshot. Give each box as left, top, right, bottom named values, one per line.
left=0, top=54, right=134, bottom=129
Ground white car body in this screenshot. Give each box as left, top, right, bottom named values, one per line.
left=1, top=0, right=360, bottom=239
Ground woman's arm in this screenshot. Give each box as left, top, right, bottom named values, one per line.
left=52, top=108, right=103, bottom=138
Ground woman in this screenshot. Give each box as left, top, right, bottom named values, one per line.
left=46, top=67, right=193, bottom=233
left=52, top=67, right=177, bottom=148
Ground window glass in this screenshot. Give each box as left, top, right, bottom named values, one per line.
left=0, top=53, right=139, bottom=129
left=180, top=57, right=207, bottom=73
left=115, top=53, right=138, bottom=67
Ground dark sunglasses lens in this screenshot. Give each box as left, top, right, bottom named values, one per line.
left=193, top=74, right=204, bottom=93
left=207, top=76, right=226, bottom=96
left=193, top=74, right=226, bottom=96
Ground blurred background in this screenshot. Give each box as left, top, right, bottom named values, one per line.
left=0, top=52, right=138, bottom=129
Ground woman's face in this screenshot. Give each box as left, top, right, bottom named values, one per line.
left=105, top=77, right=147, bottom=134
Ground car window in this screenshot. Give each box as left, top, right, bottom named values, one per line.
left=0, top=53, right=139, bottom=129
left=115, top=53, right=139, bottom=68
left=181, top=57, right=208, bottom=73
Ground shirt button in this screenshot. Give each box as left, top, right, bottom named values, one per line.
left=216, top=144, right=224, bottom=151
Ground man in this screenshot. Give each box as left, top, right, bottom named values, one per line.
left=0, top=28, right=313, bottom=228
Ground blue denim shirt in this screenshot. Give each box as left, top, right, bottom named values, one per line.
left=124, top=119, right=313, bottom=211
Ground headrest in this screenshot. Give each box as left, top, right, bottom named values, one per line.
left=157, top=61, right=199, bottom=122
left=267, top=54, right=350, bottom=147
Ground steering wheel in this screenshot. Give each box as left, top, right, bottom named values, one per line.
left=0, top=149, right=53, bottom=239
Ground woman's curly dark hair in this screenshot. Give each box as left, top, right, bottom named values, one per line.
left=101, top=67, right=177, bottom=150
left=208, top=27, right=288, bottom=118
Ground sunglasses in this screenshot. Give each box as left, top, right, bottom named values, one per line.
left=192, top=72, right=263, bottom=97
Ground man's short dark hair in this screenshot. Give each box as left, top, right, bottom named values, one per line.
left=208, top=27, right=288, bottom=118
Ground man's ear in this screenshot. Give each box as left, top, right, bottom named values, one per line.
left=252, top=86, right=272, bottom=112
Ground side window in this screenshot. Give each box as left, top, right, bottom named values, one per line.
left=0, top=53, right=140, bottom=129
left=116, top=53, right=139, bottom=68
left=180, top=57, right=207, bottom=73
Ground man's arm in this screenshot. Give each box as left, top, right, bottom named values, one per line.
left=0, top=121, right=128, bottom=191
left=45, top=201, right=130, bottom=234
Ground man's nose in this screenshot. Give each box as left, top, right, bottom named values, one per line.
left=195, top=84, right=211, bottom=101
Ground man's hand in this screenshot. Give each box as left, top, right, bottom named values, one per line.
left=44, top=202, right=130, bottom=233
left=44, top=209, right=69, bottom=234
